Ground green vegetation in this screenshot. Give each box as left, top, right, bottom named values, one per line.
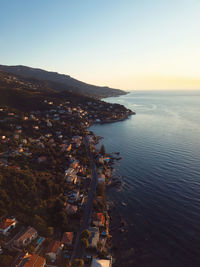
left=0, top=64, right=127, bottom=99
left=81, top=237, right=89, bottom=248
left=0, top=254, right=14, bottom=267
left=0, top=166, right=70, bottom=235
left=0, top=69, right=131, bottom=265
left=81, top=229, right=91, bottom=240
left=71, top=259, right=84, bottom=267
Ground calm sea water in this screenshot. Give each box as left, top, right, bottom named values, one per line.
left=90, top=90, right=200, bottom=267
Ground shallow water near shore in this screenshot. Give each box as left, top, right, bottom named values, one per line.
left=90, top=90, right=200, bottom=267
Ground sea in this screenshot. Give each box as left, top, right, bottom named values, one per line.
left=90, top=90, right=200, bottom=267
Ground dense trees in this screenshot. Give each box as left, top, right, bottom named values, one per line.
left=81, top=237, right=88, bottom=248
left=71, top=259, right=84, bottom=267
left=0, top=255, right=13, bottom=267
left=0, top=166, right=67, bottom=236
left=81, top=229, right=91, bottom=240
left=80, top=229, right=91, bottom=249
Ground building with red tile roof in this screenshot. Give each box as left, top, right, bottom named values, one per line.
left=13, top=226, right=38, bottom=248
left=93, top=213, right=105, bottom=227
left=46, top=240, right=62, bottom=262
left=61, top=232, right=74, bottom=246
left=0, top=217, right=17, bottom=235
left=13, top=253, right=46, bottom=267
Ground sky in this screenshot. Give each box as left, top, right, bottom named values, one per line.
left=0, top=0, right=200, bottom=90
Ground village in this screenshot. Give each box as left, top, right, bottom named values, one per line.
left=0, top=95, right=130, bottom=267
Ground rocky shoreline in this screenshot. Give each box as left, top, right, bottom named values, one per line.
left=90, top=106, right=137, bottom=266
left=93, top=111, right=136, bottom=125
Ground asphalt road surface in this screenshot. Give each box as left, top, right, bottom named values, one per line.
left=71, top=137, right=98, bottom=261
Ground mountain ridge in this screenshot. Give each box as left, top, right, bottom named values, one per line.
left=0, top=64, right=127, bottom=99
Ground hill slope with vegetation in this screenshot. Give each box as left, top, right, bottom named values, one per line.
left=0, top=70, right=133, bottom=230
left=0, top=64, right=127, bottom=99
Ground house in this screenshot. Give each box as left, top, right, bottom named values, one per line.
left=98, top=156, right=104, bottom=164
left=14, top=253, right=46, bottom=267
left=65, top=167, right=77, bottom=177
left=98, top=173, right=106, bottom=184
left=66, top=174, right=78, bottom=184
left=61, top=232, right=74, bottom=246
left=104, top=157, right=110, bottom=163
left=70, top=160, right=79, bottom=169
left=69, top=190, right=79, bottom=201
left=93, top=213, right=105, bottom=227
left=38, top=156, right=47, bottom=163
left=0, top=158, right=8, bottom=167
left=98, top=176, right=105, bottom=184
left=91, top=258, right=112, bottom=267
left=72, top=136, right=82, bottom=147
left=46, top=240, right=62, bottom=262
left=88, top=227, right=99, bottom=248
left=0, top=217, right=17, bottom=235
left=13, top=226, right=38, bottom=248
left=61, top=143, right=71, bottom=152
left=66, top=144, right=72, bottom=152
left=14, top=134, right=20, bottom=139
left=22, top=139, right=27, bottom=144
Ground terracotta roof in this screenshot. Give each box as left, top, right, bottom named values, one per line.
left=24, top=254, right=46, bottom=267
left=15, top=226, right=37, bottom=244
left=93, top=213, right=105, bottom=225
left=46, top=240, right=61, bottom=254
left=98, top=173, right=105, bottom=179
left=0, top=218, right=16, bottom=230
left=61, top=232, right=74, bottom=245
left=13, top=253, right=45, bottom=267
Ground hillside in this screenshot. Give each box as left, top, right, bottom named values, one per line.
left=0, top=70, right=132, bottom=116
left=0, top=65, right=127, bottom=99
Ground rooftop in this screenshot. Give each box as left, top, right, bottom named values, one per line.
left=61, top=232, right=74, bottom=245
left=0, top=218, right=16, bottom=230
left=91, top=258, right=112, bottom=267
left=46, top=240, right=61, bottom=254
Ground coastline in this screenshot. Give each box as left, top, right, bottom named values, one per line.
left=90, top=108, right=136, bottom=266
left=93, top=111, right=136, bottom=125
left=91, top=110, right=135, bottom=126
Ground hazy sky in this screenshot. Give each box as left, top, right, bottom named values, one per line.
left=1, top=0, right=200, bottom=90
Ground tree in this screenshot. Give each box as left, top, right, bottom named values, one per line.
left=58, top=211, right=68, bottom=231
left=47, top=226, right=54, bottom=236
left=72, top=259, right=84, bottom=267
left=0, top=255, right=13, bottom=267
left=81, top=229, right=91, bottom=239
left=100, top=145, right=105, bottom=156
left=81, top=237, right=88, bottom=248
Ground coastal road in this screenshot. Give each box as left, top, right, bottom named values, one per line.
left=71, top=136, right=98, bottom=261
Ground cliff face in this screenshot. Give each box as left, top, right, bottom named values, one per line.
left=0, top=65, right=127, bottom=99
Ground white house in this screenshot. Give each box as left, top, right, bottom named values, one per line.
left=91, top=258, right=112, bottom=267
left=88, top=227, right=100, bottom=248
left=46, top=240, right=62, bottom=262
